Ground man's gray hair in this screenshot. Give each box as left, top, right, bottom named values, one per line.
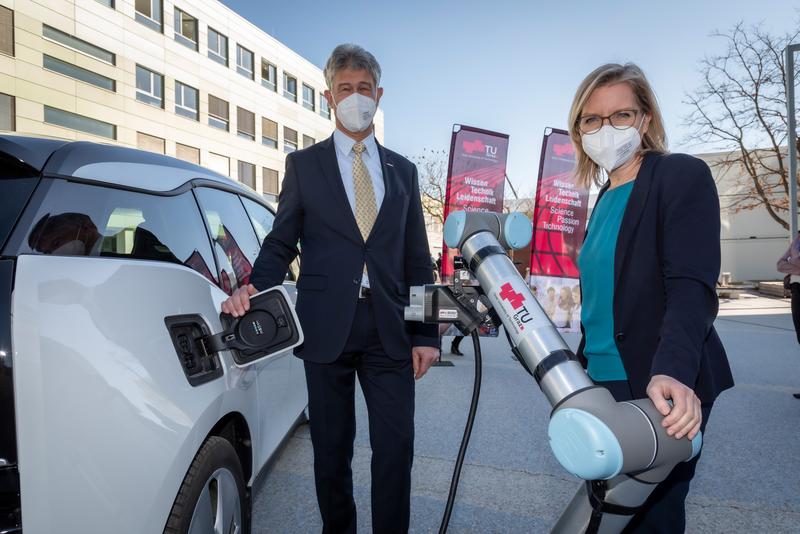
left=324, top=44, right=382, bottom=90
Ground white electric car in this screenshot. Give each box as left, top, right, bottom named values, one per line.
left=0, top=135, right=308, bottom=534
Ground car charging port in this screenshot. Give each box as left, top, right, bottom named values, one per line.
left=164, top=287, right=303, bottom=383
left=164, top=316, right=223, bottom=387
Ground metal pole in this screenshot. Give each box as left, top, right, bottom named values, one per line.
left=786, top=44, right=800, bottom=239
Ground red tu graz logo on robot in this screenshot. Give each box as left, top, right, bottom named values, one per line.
left=499, top=283, right=533, bottom=330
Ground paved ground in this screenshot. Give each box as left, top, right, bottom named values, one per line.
left=252, top=292, right=800, bottom=533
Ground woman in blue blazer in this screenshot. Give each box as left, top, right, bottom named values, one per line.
left=568, top=63, right=734, bottom=533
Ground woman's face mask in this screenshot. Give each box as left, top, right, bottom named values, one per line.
left=581, top=114, right=646, bottom=173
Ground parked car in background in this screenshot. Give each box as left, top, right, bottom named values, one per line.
left=0, top=135, right=306, bottom=534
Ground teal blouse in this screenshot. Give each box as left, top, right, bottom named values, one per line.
left=577, top=181, right=634, bottom=381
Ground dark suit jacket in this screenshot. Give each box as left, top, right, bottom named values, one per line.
left=250, top=134, right=438, bottom=363
left=576, top=152, right=734, bottom=404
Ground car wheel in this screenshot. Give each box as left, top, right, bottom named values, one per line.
left=164, top=436, right=247, bottom=534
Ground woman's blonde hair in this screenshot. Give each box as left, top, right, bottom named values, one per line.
left=568, top=63, right=668, bottom=188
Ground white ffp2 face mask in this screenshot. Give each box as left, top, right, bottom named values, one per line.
left=581, top=118, right=644, bottom=173
left=334, top=92, right=377, bottom=133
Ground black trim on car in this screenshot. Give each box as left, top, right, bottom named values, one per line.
left=0, top=136, right=69, bottom=173
left=47, top=172, right=267, bottom=206
left=0, top=259, right=21, bottom=533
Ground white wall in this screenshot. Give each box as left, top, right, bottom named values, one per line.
left=696, top=150, right=789, bottom=282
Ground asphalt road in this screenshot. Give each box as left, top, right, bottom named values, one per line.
left=252, top=293, right=800, bottom=533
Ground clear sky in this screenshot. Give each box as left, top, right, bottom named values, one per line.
left=221, top=0, right=799, bottom=197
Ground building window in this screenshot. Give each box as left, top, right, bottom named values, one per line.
left=261, top=117, right=278, bottom=149
left=283, top=73, right=297, bottom=102
left=43, top=55, right=116, bottom=91
left=135, top=65, right=164, bottom=108
left=208, top=152, right=229, bottom=177
left=44, top=106, right=116, bottom=139
left=0, top=93, right=14, bottom=131
left=42, top=25, right=115, bottom=65
left=283, top=127, right=297, bottom=153
left=320, top=95, right=331, bottom=120
left=303, top=135, right=315, bottom=148
left=176, top=143, right=200, bottom=164
left=0, top=6, right=13, bottom=57
left=137, top=132, right=165, bottom=154
left=236, top=44, right=254, bottom=80
left=207, top=28, right=228, bottom=66
left=261, top=60, right=276, bottom=91
left=96, top=1, right=114, bottom=7
left=174, top=81, right=198, bottom=120
left=302, top=84, right=315, bottom=111
left=208, top=95, right=229, bottom=131
left=262, top=167, right=279, bottom=195
left=135, top=0, right=162, bottom=32
left=238, top=161, right=256, bottom=189
left=236, top=107, right=255, bottom=140
left=173, top=8, right=197, bottom=50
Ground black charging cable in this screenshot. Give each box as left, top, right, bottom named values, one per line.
left=438, top=329, right=482, bottom=534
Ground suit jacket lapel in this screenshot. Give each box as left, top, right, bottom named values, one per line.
left=366, top=140, right=394, bottom=243
left=614, top=153, right=655, bottom=287
left=317, top=135, right=362, bottom=242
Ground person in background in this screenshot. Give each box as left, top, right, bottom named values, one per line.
left=569, top=285, right=582, bottom=330
left=544, top=286, right=557, bottom=319
left=776, top=231, right=800, bottom=399
left=552, top=286, right=574, bottom=328
left=222, top=44, right=438, bottom=534
left=449, top=333, right=464, bottom=356
left=569, top=62, right=733, bottom=532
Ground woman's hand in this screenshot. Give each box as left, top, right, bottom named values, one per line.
left=646, top=374, right=702, bottom=440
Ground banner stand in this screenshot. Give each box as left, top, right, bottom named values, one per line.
left=529, top=128, right=589, bottom=333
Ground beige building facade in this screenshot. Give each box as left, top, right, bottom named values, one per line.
left=0, top=0, right=384, bottom=201
left=696, top=149, right=790, bottom=282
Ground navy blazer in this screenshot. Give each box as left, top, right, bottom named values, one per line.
left=576, top=152, right=734, bottom=404
left=250, top=135, right=438, bottom=363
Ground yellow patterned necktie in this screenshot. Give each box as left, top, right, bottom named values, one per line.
left=352, top=141, right=378, bottom=242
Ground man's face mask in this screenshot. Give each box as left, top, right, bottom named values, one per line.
left=334, top=92, right=377, bottom=133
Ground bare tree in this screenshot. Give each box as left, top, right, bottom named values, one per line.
left=411, top=149, right=538, bottom=220
left=411, top=148, right=448, bottom=224
left=683, top=21, right=800, bottom=230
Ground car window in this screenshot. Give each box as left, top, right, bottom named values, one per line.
left=240, top=196, right=274, bottom=243
left=21, top=180, right=218, bottom=284
left=195, top=188, right=262, bottom=295
left=240, top=196, right=299, bottom=282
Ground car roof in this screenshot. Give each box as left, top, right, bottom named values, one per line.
left=0, top=134, right=252, bottom=194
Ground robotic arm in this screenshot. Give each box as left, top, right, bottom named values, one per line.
left=405, top=211, right=701, bottom=534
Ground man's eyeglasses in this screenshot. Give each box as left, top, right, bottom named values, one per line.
left=578, top=109, right=640, bottom=134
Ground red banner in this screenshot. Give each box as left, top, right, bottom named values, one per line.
left=529, top=128, right=589, bottom=332
left=442, top=124, right=509, bottom=282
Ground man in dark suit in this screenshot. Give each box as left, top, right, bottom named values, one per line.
left=222, top=44, right=439, bottom=534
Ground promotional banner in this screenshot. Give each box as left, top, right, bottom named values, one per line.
left=441, top=124, right=509, bottom=282
left=440, top=124, right=509, bottom=338
left=529, top=128, right=589, bottom=333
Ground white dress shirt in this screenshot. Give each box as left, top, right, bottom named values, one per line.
left=332, top=128, right=385, bottom=288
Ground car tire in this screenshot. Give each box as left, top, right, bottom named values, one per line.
left=164, top=436, right=247, bottom=534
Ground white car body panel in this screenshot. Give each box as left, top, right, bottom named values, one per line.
left=11, top=255, right=306, bottom=534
